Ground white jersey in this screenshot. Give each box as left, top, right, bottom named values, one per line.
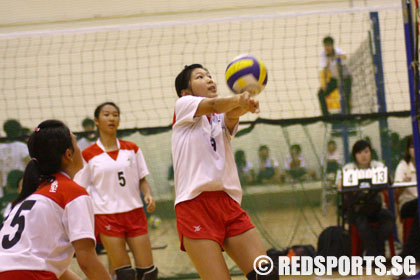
left=172, top=95, right=241, bottom=206
left=0, top=141, right=29, bottom=194
left=74, top=139, right=149, bottom=214
left=0, top=172, right=95, bottom=277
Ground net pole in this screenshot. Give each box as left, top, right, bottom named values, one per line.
left=370, top=11, right=399, bottom=243
left=337, top=58, right=350, bottom=163
left=402, top=1, right=420, bottom=267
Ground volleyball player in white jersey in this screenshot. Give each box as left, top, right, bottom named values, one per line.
left=75, top=102, right=157, bottom=280
left=0, top=120, right=110, bottom=280
left=172, top=64, right=278, bottom=280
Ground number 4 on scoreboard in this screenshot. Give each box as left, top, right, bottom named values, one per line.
left=342, top=169, right=358, bottom=187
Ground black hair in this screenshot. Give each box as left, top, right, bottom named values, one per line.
left=94, top=102, right=120, bottom=120
left=351, top=139, right=372, bottom=162
left=175, top=64, right=205, bottom=98
left=235, top=150, right=246, bottom=168
left=3, top=119, right=22, bottom=138
left=290, top=144, right=302, bottom=153
left=404, top=135, right=414, bottom=163
left=259, top=145, right=269, bottom=152
left=82, top=117, right=95, bottom=128
left=323, top=36, right=334, bottom=45
left=328, top=139, right=337, bottom=146
left=12, top=120, right=73, bottom=208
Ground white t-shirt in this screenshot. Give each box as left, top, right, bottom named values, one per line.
left=0, top=141, right=29, bottom=194
left=239, top=160, right=254, bottom=174
left=0, top=172, right=95, bottom=278
left=319, top=47, right=346, bottom=79
left=172, top=95, right=241, bottom=205
left=394, top=160, right=417, bottom=210
left=284, top=154, right=306, bottom=170
left=258, top=158, right=279, bottom=169
left=74, top=139, right=149, bottom=214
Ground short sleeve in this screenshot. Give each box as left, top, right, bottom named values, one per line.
left=174, top=95, right=205, bottom=125
left=136, top=148, right=150, bottom=180
left=63, top=195, right=95, bottom=243
left=73, top=159, right=91, bottom=189
left=18, top=142, right=29, bottom=159
left=335, top=47, right=345, bottom=55
left=394, top=161, right=407, bottom=182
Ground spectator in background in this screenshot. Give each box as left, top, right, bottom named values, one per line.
left=338, top=140, right=394, bottom=257
left=235, top=149, right=255, bottom=186
left=318, top=36, right=352, bottom=116
left=324, top=139, right=342, bottom=176
left=256, top=145, right=281, bottom=184
left=20, top=127, right=31, bottom=143
left=77, top=117, right=97, bottom=151
left=364, top=136, right=379, bottom=161
left=394, top=135, right=420, bottom=261
left=0, top=119, right=29, bottom=195
left=1, top=169, right=23, bottom=218
left=284, top=144, right=317, bottom=182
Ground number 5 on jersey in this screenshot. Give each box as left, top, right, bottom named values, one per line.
left=118, top=171, right=126, bottom=187
left=1, top=200, right=36, bottom=249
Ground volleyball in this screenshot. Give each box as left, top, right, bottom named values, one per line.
left=148, top=215, right=162, bottom=229
left=225, top=54, right=268, bottom=96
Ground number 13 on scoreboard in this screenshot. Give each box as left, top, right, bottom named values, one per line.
left=372, top=166, right=388, bottom=184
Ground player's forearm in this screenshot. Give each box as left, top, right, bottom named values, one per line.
left=140, top=178, right=152, bottom=197
left=195, top=95, right=242, bottom=116
left=73, top=239, right=111, bottom=280
left=76, top=252, right=111, bottom=280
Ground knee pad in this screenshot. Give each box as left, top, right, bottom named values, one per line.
left=115, top=266, right=135, bottom=280
left=246, top=265, right=279, bottom=280
left=136, top=266, right=158, bottom=280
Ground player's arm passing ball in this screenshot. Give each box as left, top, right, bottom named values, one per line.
left=224, top=91, right=260, bottom=133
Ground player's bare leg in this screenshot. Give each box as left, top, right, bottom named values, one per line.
left=223, top=228, right=266, bottom=274
left=100, top=234, right=131, bottom=269
left=183, top=237, right=231, bottom=280
left=126, top=234, right=154, bottom=267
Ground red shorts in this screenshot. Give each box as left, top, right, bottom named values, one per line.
left=0, top=270, right=57, bottom=280
left=95, top=207, right=148, bottom=239
left=175, top=191, right=255, bottom=251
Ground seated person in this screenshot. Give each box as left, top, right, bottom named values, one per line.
left=1, top=169, right=23, bottom=219
left=324, top=140, right=342, bottom=182
left=284, top=144, right=317, bottom=182
left=256, top=145, right=281, bottom=184
left=338, top=139, right=395, bottom=257
left=235, top=149, right=255, bottom=186
left=77, top=117, right=97, bottom=151
left=394, top=136, right=420, bottom=261
left=0, top=119, right=29, bottom=193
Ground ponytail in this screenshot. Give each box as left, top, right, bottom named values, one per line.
left=12, top=160, right=41, bottom=208
left=11, top=120, right=73, bottom=209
